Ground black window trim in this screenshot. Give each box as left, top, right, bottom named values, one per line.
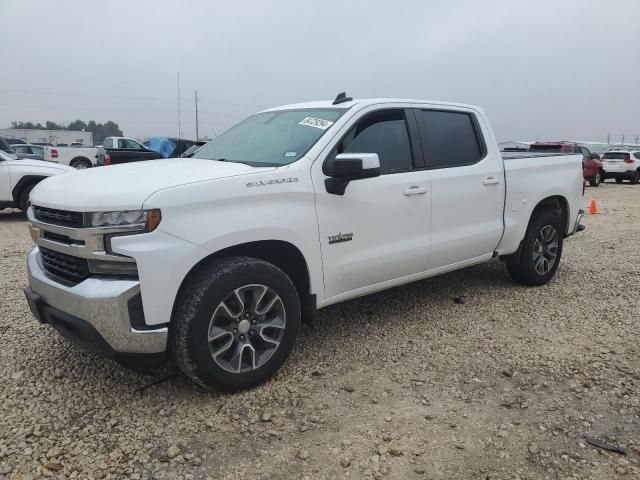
left=322, top=107, right=419, bottom=176
left=413, top=108, right=488, bottom=171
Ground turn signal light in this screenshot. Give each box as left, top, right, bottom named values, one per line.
left=147, top=209, right=162, bottom=232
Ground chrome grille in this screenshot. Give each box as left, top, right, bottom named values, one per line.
left=39, top=247, right=90, bottom=284
left=33, top=206, right=85, bottom=227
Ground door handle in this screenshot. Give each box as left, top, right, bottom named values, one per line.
left=404, top=186, right=428, bottom=196
left=483, top=176, right=500, bottom=185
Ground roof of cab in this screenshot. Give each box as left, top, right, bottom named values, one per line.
left=261, top=98, right=480, bottom=113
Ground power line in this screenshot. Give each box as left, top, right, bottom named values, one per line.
left=0, top=88, right=267, bottom=109
left=0, top=102, right=250, bottom=118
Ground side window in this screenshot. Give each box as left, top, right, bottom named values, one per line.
left=119, top=139, right=142, bottom=150
left=634, top=152, right=640, bottom=160
left=336, top=110, right=413, bottom=174
left=414, top=110, right=484, bottom=168
left=103, top=138, right=114, bottom=148
left=580, top=147, right=590, bottom=159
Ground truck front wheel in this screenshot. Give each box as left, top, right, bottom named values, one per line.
left=172, top=257, right=301, bottom=391
left=505, top=210, right=564, bottom=286
left=18, top=184, right=36, bottom=213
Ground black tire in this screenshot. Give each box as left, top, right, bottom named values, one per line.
left=172, top=256, right=301, bottom=391
left=631, top=170, right=640, bottom=185
left=505, top=209, right=564, bottom=286
left=70, top=158, right=92, bottom=169
left=615, top=177, right=624, bottom=184
left=18, top=184, right=36, bottom=213
left=589, top=172, right=600, bottom=187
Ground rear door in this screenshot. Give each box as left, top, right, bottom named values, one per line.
left=413, top=108, right=505, bottom=270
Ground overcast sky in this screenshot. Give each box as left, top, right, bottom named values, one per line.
left=1, top=0, right=639, bottom=142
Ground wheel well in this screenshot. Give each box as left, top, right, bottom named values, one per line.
left=532, top=195, right=569, bottom=233
left=11, top=175, right=46, bottom=204
left=178, top=240, right=314, bottom=324
left=71, top=156, right=91, bottom=165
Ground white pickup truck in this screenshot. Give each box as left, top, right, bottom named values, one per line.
left=24, top=96, right=585, bottom=391
left=43, top=137, right=160, bottom=169
left=0, top=150, right=74, bottom=212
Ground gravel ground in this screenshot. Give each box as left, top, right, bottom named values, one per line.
left=1, top=183, right=639, bottom=480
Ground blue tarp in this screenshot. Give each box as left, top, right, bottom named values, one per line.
left=148, top=137, right=176, bottom=158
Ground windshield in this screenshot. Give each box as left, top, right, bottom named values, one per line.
left=602, top=152, right=630, bottom=160
left=195, top=108, right=346, bottom=166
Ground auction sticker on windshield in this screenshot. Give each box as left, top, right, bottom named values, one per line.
left=299, top=117, right=334, bottom=130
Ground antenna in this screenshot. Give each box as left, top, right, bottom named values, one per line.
left=177, top=72, right=182, bottom=139
left=195, top=90, right=199, bottom=141
left=332, top=92, right=353, bottom=105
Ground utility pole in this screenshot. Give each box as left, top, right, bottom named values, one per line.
left=177, top=72, right=182, bottom=139
left=621, top=134, right=625, bottom=146
left=195, top=90, right=199, bottom=141
left=635, top=134, right=639, bottom=146
left=606, top=132, right=610, bottom=145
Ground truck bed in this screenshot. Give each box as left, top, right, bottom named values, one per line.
left=497, top=153, right=584, bottom=255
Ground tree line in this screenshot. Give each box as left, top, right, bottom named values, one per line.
left=9, top=120, right=123, bottom=144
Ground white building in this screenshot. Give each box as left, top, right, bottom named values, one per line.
left=0, top=128, right=93, bottom=146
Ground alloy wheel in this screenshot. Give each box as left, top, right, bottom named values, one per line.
left=533, top=225, right=558, bottom=275
left=208, top=284, right=286, bottom=373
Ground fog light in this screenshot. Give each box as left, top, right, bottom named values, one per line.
left=88, top=259, right=138, bottom=276
left=28, top=224, right=39, bottom=242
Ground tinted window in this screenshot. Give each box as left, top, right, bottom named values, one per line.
left=336, top=110, right=413, bottom=174
left=602, top=152, right=630, bottom=160
left=103, top=138, right=114, bottom=148
left=634, top=152, right=640, bottom=160
left=415, top=110, right=483, bottom=168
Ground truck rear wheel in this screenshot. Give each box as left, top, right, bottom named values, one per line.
left=631, top=170, right=640, bottom=185
left=505, top=210, right=564, bottom=286
left=70, top=158, right=92, bottom=169
left=172, top=257, right=301, bottom=391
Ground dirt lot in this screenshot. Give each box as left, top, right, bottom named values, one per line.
left=1, top=183, right=639, bottom=480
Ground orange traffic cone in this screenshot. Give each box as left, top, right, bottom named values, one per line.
left=588, top=200, right=598, bottom=214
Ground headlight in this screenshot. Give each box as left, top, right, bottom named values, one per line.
left=91, top=209, right=161, bottom=232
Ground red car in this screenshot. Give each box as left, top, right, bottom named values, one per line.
left=529, top=143, right=603, bottom=187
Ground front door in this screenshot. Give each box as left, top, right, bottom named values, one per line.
left=312, top=108, right=431, bottom=300
left=0, top=158, right=12, bottom=202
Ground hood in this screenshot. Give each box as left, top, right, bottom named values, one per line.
left=9, top=158, right=75, bottom=172
left=29, top=158, right=275, bottom=211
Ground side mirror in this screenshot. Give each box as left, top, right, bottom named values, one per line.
left=591, top=153, right=600, bottom=160
left=324, top=153, right=381, bottom=195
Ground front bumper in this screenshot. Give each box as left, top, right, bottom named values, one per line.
left=26, top=248, right=168, bottom=370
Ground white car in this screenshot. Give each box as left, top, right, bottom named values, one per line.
left=0, top=150, right=75, bottom=212
left=601, top=149, right=640, bottom=184
left=25, top=95, right=585, bottom=391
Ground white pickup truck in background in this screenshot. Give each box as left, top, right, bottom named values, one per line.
left=43, top=137, right=156, bottom=169
left=25, top=95, right=585, bottom=392
left=0, top=150, right=74, bottom=212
